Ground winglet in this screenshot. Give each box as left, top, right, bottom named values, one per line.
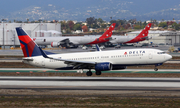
left=95, top=44, right=101, bottom=51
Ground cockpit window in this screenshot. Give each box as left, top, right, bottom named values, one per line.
left=157, top=52, right=166, bottom=54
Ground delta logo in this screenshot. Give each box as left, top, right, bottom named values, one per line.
left=124, top=51, right=145, bottom=55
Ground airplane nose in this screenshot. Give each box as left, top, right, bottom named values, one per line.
left=165, top=54, right=172, bottom=60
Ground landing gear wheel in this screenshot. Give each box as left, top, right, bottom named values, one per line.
left=86, top=71, right=92, bottom=76
left=154, top=68, right=158, bottom=71
left=95, top=71, right=101, bottom=75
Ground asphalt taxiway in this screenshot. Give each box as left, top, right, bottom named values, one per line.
left=0, top=45, right=179, bottom=56
left=0, top=68, right=180, bottom=73
left=0, top=76, right=180, bottom=91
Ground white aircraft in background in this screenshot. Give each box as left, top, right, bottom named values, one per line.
left=16, top=27, right=172, bottom=76
left=33, top=23, right=116, bottom=48
left=109, top=23, right=152, bottom=44
left=33, top=23, right=151, bottom=48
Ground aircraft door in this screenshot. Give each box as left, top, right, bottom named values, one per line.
left=149, top=51, right=153, bottom=59
left=41, top=59, right=45, bottom=67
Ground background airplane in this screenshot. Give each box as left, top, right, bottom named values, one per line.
left=34, top=23, right=151, bottom=48
left=33, top=23, right=116, bottom=48
left=109, top=23, right=152, bottom=44
left=97, top=23, right=152, bottom=47
left=16, top=27, right=172, bottom=76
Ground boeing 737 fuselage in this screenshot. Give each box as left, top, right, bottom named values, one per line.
left=16, top=27, right=172, bottom=76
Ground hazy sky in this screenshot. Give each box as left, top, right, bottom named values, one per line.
left=1, top=0, right=180, bottom=13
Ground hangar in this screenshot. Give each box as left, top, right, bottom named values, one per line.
left=126, top=30, right=180, bottom=45
left=0, top=23, right=61, bottom=48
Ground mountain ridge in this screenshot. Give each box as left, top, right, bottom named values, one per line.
left=1, top=0, right=180, bottom=21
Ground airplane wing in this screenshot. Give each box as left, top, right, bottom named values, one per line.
left=140, top=36, right=150, bottom=40
left=59, top=38, right=70, bottom=44
left=39, top=47, right=96, bottom=69
left=52, top=38, right=78, bottom=48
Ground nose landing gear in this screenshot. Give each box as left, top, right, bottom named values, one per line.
left=154, top=63, right=163, bottom=71
left=86, top=71, right=92, bottom=76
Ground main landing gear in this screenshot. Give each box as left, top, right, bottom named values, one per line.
left=86, top=70, right=102, bottom=76
left=86, top=71, right=92, bottom=76
left=95, top=71, right=101, bottom=75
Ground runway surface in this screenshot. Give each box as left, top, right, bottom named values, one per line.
left=0, top=45, right=179, bottom=56
left=0, top=68, right=180, bottom=73
left=0, top=76, right=180, bottom=91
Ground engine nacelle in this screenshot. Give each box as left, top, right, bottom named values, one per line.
left=112, top=65, right=127, bottom=70
left=95, top=62, right=112, bottom=71
left=51, top=42, right=60, bottom=47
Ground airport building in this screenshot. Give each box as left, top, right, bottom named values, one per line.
left=126, top=30, right=180, bottom=45
left=0, top=23, right=61, bottom=48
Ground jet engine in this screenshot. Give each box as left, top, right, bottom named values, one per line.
left=95, top=62, right=112, bottom=71
left=51, top=42, right=60, bottom=47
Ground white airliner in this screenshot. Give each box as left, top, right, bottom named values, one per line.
left=16, top=27, right=172, bottom=76
left=33, top=23, right=116, bottom=48
left=33, top=23, right=151, bottom=47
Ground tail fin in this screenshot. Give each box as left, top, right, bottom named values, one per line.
left=88, top=23, right=116, bottom=44
left=99, top=23, right=116, bottom=39
left=16, top=27, right=42, bottom=57
left=136, top=23, right=152, bottom=39
left=125, top=23, right=151, bottom=43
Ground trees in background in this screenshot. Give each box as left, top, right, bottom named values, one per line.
left=172, top=22, right=180, bottom=30
left=82, top=25, right=88, bottom=32
left=59, top=17, right=180, bottom=34
left=67, top=21, right=74, bottom=30
left=73, top=24, right=81, bottom=31
left=158, top=22, right=168, bottom=29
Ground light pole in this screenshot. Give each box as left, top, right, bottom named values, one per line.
left=39, top=19, right=42, bottom=37
left=2, top=19, right=6, bottom=49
